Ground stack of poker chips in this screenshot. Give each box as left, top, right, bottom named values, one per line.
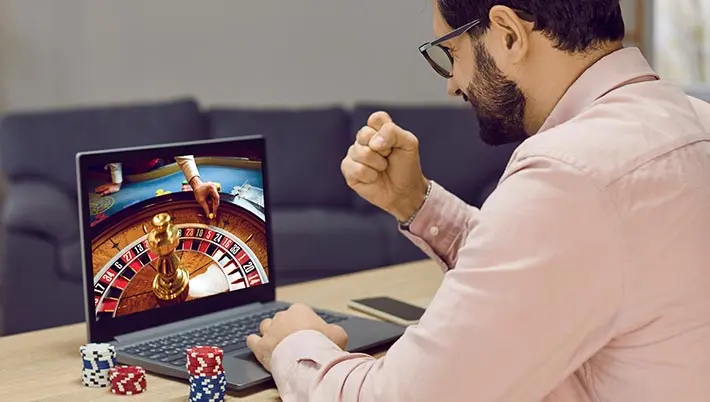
left=80, top=343, right=117, bottom=388
left=186, top=346, right=227, bottom=402
left=109, top=365, right=147, bottom=395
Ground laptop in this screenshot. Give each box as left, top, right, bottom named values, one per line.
left=75, top=135, right=406, bottom=390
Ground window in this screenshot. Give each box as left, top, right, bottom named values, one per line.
left=653, top=0, right=710, bottom=86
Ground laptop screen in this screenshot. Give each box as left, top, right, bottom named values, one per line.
left=78, top=138, right=272, bottom=329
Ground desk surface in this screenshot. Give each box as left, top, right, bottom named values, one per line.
left=0, top=259, right=442, bottom=401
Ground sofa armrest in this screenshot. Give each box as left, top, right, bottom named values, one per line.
left=2, top=181, right=78, bottom=243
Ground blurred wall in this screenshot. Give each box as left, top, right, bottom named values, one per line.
left=0, top=0, right=459, bottom=111
left=0, top=0, right=652, bottom=113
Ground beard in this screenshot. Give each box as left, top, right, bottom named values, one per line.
left=465, top=41, right=529, bottom=146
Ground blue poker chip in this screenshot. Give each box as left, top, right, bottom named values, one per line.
left=189, top=392, right=226, bottom=401
left=189, top=392, right=226, bottom=402
left=189, top=372, right=226, bottom=385
left=82, top=357, right=116, bottom=370
left=189, top=372, right=227, bottom=401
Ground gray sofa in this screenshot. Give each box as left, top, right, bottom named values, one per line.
left=0, top=97, right=518, bottom=336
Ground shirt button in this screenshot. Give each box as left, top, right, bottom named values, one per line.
left=429, top=226, right=439, bottom=236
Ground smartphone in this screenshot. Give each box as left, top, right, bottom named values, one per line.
left=347, top=296, right=426, bottom=326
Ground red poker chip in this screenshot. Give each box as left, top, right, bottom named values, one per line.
left=187, top=360, right=222, bottom=369
left=109, top=365, right=147, bottom=395
left=187, top=366, right=224, bottom=373
left=109, top=365, right=146, bottom=379
left=187, top=357, right=222, bottom=364
left=186, top=346, right=224, bottom=359
left=187, top=359, right=223, bottom=367
left=112, top=377, right=145, bottom=386
left=187, top=364, right=223, bottom=370
left=186, top=361, right=223, bottom=368
left=111, top=376, right=147, bottom=393
left=112, top=374, right=146, bottom=382
left=187, top=368, right=223, bottom=376
left=112, top=378, right=146, bottom=390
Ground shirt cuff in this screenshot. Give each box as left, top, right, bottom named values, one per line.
left=178, top=161, right=200, bottom=185
left=270, top=330, right=350, bottom=398
left=108, top=163, right=123, bottom=184
left=399, top=181, right=473, bottom=270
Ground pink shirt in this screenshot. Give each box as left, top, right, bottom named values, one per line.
left=270, top=47, right=710, bottom=402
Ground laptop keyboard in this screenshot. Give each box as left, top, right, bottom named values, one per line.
left=118, top=306, right=347, bottom=367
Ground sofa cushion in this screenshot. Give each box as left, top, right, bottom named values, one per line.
left=269, top=208, right=388, bottom=284
left=350, top=105, right=519, bottom=210
left=0, top=231, right=85, bottom=335
left=0, top=97, right=207, bottom=196
left=207, top=107, right=353, bottom=207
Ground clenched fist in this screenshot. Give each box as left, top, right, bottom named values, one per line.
left=341, top=111, right=429, bottom=222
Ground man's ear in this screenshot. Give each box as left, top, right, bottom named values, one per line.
left=488, top=5, right=531, bottom=62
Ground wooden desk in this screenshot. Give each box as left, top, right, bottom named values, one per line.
left=0, top=259, right=442, bottom=401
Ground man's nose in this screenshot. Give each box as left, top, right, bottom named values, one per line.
left=446, top=79, right=461, bottom=97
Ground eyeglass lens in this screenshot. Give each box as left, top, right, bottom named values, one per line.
left=424, top=46, right=453, bottom=77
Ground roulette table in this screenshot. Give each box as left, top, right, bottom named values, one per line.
left=87, top=161, right=263, bottom=226
left=90, top=190, right=269, bottom=321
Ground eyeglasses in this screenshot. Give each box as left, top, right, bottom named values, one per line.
left=419, top=19, right=481, bottom=79
left=419, top=10, right=535, bottom=79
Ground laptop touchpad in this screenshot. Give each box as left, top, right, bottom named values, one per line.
left=236, top=353, right=261, bottom=366
left=224, top=352, right=270, bottom=382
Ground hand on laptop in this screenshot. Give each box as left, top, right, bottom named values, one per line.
left=341, top=111, right=429, bottom=222
left=246, top=303, right=348, bottom=372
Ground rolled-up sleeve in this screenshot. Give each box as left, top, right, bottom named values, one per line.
left=270, top=155, right=624, bottom=402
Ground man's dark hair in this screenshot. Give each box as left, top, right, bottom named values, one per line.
left=437, top=0, right=625, bottom=53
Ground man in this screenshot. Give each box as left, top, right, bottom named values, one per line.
left=247, top=1, right=710, bottom=401
left=95, top=156, right=219, bottom=218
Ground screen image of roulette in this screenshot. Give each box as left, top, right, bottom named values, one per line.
left=89, top=191, right=269, bottom=321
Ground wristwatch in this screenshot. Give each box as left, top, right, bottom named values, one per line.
left=399, top=180, right=433, bottom=230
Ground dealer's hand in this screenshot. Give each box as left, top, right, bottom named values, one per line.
left=190, top=176, right=220, bottom=219
left=246, top=303, right=349, bottom=372
left=95, top=182, right=121, bottom=196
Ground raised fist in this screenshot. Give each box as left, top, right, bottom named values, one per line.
left=341, top=111, right=428, bottom=221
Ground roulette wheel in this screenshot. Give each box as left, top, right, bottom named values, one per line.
left=90, top=191, right=269, bottom=321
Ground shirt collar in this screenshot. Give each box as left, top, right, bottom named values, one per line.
left=537, top=47, right=660, bottom=133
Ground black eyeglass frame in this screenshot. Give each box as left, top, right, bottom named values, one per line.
left=418, top=10, right=536, bottom=79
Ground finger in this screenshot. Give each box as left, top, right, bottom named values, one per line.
left=348, top=143, right=388, bottom=172
left=246, top=334, right=261, bottom=353
left=367, top=111, right=393, bottom=131
left=246, top=335, right=271, bottom=372
left=288, top=302, right=313, bottom=313
left=259, top=318, right=272, bottom=335
left=210, top=187, right=220, bottom=216
left=341, top=157, right=379, bottom=186
left=199, top=200, right=210, bottom=216
left=370, top=122, right=419, bottom=154
left=324, top=324, right=349, bottom=349
left=355, top=126, right=377, bottom=146
left=273, top=311, right=286, bottom=322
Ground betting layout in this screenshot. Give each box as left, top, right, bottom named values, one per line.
left=87, top=156, right=269, bottom=321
